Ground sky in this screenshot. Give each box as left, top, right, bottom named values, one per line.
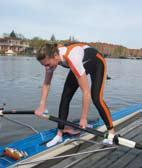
left=0, top=0, right=142, bottom=49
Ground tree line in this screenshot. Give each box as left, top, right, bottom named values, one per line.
left=2, top=31, right=142, bottom=58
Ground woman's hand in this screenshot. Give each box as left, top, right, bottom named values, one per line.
left=80, top=117, right=87, bottom=129
left=34, top=105, right=46, bottom=116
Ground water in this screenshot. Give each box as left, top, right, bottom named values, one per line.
left=0, top=56, right=142, bottom=145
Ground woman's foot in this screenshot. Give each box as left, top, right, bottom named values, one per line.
left=63, top=126, right=80, bottom=135
left=46, top=135, right=63, bottom=148
left=103, top=128, right=115, bottom=145
left=103, top=139, right=113, bottom=145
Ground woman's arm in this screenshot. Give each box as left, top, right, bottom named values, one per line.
left=40, top=70, right=54, bottom=106
left=35, top=69, right=54, bottom=116
left=77, top=73, right=91, bottom=128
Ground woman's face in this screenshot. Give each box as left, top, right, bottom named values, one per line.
left=40, top=55, right=59, bottom=70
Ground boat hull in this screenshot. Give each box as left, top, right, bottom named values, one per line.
left=0, top=104, right=142, bottom=168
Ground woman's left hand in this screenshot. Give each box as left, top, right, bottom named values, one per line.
left=80, top=117, right=87, bottom=129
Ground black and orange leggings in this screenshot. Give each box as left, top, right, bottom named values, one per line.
left=58, top=47, right=113, bottom=130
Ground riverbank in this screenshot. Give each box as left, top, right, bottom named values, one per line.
left=1, top=54, right=142, bottom=59
left=0, top=33, right=142, bottom=58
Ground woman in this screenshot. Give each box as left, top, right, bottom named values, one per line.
left=35, top=43, right=115, bottom=147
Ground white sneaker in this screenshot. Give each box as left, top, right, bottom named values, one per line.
left=46, top=135, right=63, bottom=148
left=102, top=138, right=113, bottom=145
left=102, top=133, right=114, bottom=145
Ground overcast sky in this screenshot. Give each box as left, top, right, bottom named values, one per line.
left=0, top=0, right=141, bottom=49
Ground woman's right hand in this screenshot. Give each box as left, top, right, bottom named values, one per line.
left=80, top=117, right=87, bottom=129
left=34, top=105, right=46, bottom=117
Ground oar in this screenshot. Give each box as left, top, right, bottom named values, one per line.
left=1, top=109, right=142, bottom=149
left=0, top=108, right=34, bottom=115
left=41, top=113, right=142, bottom=150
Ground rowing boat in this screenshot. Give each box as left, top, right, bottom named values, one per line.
left=0, top=104, right=142, bottom=168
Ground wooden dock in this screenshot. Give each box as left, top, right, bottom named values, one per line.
left=34, top=113, right=142, bottom=168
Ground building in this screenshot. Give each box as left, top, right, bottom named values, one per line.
left=0, top=31, right=30, bottom=55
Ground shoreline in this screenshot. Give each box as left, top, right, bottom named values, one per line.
left=1, top=54, right=142, bottom=60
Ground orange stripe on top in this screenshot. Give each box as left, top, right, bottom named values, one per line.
left=96, top=53, right=113, bottom=129
left=63, top=43, right=87, bottom=78
left=63, top=43, right=87, bottom=59
left=66, top=57, right=81, bottom=78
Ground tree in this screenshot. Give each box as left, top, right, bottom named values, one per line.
left=30, top=37, right=47, bottom=50
left=50, top=34, right=56, bottom=41
left=10, top=30, right=17, bottom=38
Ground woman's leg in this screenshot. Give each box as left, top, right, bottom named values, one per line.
left=58, top=70, right=79, bottom=130
left=90, top=53, right=114, bottom=132
left=46, top=71, right=79, bottom=147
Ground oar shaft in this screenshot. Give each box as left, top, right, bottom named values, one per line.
left=1, top=110, right=142, bottom=149
left=2, top=111, right=34, bottom=115
left=48, top=115, right=105, bottom=137
left=44, top=115, right=142, bottom=150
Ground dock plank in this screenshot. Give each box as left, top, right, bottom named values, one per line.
left=34, top=115, right=142, bottom=168
left=49, top=117, right=142, bottom=168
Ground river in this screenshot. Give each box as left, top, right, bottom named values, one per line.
left=0, top=56, right=142, bottom=145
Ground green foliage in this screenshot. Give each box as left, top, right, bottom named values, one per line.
left=1, top=30, right=142, bottom=57
left=0, top=50, right=5, bottom=55
left=30, top=37, right=47, bottom=50
left=10, top=30, right=17, bottom=38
